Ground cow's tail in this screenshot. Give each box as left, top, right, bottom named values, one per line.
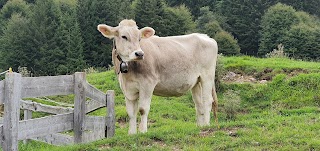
left=212, top=88, right=220, bottom=129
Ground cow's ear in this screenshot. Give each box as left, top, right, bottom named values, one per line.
left=140, top=27, right=155, bottom=38
left=97, top=24, right=118, bottom=39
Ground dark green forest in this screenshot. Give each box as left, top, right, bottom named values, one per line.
left=0, top=0, right=319, bottom=76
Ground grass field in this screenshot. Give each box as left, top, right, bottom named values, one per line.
left=18, top=56, right=320, bottom=151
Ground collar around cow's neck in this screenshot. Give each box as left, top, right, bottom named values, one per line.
left=113, top=39, right=128, bottom=74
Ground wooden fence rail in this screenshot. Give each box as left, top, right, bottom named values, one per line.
left=0, top=72, right=115, bottom=151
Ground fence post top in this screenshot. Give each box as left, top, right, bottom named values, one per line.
left=5, top=72, right=21, bottom=76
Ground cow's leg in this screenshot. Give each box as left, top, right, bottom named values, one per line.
left=126, top=96, right=139, bottom=134
left=138, top=87, right=154, bottom=133
left=191, top=78, right=213, bottom=126
left=212, top=81, right=219, bottom=126
left=200, top=78, right=215, bottom=126
left=192, top=82, right=207, bottom=126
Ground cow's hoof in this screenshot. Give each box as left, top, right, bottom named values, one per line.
left=139, top=129, right=147, bottom=133
left=128, top=130, right=137, bottom=135
left=197, top=120, right=210, bottom=127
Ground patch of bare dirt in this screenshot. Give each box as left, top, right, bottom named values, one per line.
left=153, top=140, right=167, bottom=148
left=117, top=119, right=127, bottom=128
left=199, top=126, right=244, bottom=138
left=285, top=68, right=309, bottom=77
left=172, top=146, right=183, bottom=151
left=98, top=144, right=111, bottom=150
left=223, top=68, right=311, bottom=84
left=222, top=72, right=267, bottom=84
left=150, top=137, right=170, bottom=150
left=199, top=128, right=216, bottom=137
left=225, top=128, right=239, bottom=137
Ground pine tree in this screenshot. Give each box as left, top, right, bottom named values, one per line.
left=195, top=6, right=216, bottom=32
left=77, top=0, right=133, bottom=67
left=134, top=0, right=164, bottom=35
left=165, top=0, right=215, bottom=19
left=214, top=0, right=319, bottom=56
left=215, top=0, right=274, bottom=55
left=55, top=1, right=86, bottom=74
left=26, top=0, right=62, bottom=75
left=278, top=0, right=320, bottom=17
left=0, top=0, right=8, bottom=9
left=165, top=5, right=196, bottom=35
left=1, top=0, right=88, bottom=75
left=24, top=0, right=36, bottom=3
left=0, top=0, right=29, bottom=33
left=0, top=14, right=30, bottom=70
left=195, top=6, right=240, bottom=56
left=0, top=0, right=31, bottom=71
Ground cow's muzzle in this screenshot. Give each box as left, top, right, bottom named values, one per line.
left=134, top=50, right=144, bottom=60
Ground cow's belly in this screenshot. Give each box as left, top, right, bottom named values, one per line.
left=153, top=73, right=198, bottom=97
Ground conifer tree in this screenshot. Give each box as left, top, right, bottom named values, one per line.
left=55, top=1, right=86, bottom=74
left=133, top=0, right=168, bottom=36
left=0, top=0, right=31, bottom=71
left=216, top=0, right=273, bottom=55
left=195, top=6, right=240, bottom=56
left=0, top=14, right=30, bottom=70
left=278, top=0, right=320, bottom=17
left=26, top=0, right=62, bottom=75
left=165, top=5, right=196, bottom=35
left=0, top=0, right=8, bottom=9
left=165, top=0, right=215, bottom=18
left=0, top=0, right=29, bottom=33
left=77, top=0, right=133, bottom=67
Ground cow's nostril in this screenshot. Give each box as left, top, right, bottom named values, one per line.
left=135, top=51, right=144, bottom=57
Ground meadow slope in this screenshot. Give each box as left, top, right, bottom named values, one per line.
left=19, top=56, right=320, bottom=151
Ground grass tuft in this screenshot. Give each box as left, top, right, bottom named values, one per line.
left=223, top=90, right=241, bottom=119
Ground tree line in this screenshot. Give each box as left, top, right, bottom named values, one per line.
left=0, top=0, right=319, bottom=76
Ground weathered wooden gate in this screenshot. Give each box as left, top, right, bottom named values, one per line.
left=0, top=72, right=115, bottom=151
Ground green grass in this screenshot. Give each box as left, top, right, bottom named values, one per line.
left=17, top=56, right=320, bottom=151
left=223, top=56, right=320, bottom=72
left=222, top=56, right=320, bottom=80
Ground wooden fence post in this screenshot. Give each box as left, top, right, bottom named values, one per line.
left=23, top=109, right=32, bottom=144
left=73, top=72, right=86, bottom=143
left=106, top=90, right=115, bottom=138
left=3, top=73, right=21, bottom=151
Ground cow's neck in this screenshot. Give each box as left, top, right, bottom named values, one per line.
left=114, top=52, right=128, bottom=74
left=113, top=40, right=129, bottom=74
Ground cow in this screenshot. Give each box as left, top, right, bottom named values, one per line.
left=97, top=19, right=218, bottom=134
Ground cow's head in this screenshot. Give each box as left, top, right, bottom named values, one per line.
left=97, top=19, right=155, bottom=62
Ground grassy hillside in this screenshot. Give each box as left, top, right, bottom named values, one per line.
left=222, top=56, right=320, bottom=80
left=19, top=56, right=320, bottom=151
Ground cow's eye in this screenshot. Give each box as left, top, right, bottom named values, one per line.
left=121, top=36, right=128, bottom=40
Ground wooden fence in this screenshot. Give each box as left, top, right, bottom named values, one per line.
left=0, top=72, right=115, bottom=151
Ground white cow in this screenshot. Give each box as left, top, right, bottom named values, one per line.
left=98, top=19, right=218, bottom=134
